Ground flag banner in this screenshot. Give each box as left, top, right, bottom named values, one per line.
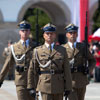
left=80, top=0, right=89, bottom=42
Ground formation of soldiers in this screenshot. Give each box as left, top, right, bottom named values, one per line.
left=0, top=20, right=96, bottom=100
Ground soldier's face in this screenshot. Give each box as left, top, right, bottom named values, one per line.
left=66, top=32, right=77, bottom=43
left=19, top=29, right=30, bottom=41
left=43, top=32, right=56, bottom=44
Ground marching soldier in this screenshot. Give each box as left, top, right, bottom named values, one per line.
left=0, top=20, right=36, bottom=100
left=27, top=23, right=72, bottom=100
left=63, top=23, right=96, bottom=100
left=2, top=40, right=14, bottom=80
left=2, top=40, right=13, bottom=57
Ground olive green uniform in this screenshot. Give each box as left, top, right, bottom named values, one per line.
left=2, top=46, right=14, bottom=80
left=64, top=42, right=96, bottom=100
left=28, top=44, right=72, bottom=100
left=0, top=40, right=35, bottom=100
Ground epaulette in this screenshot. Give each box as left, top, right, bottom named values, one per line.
left=35, top=45, right=43, bottom=49
left=61, top=44, right=65, bottom=47
left=11, top=42, right=17, bottom=47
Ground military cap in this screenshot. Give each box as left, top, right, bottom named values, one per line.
left=42, top=23, right=56, bottom=32
left=18, top=20, right=31, bottom=30
left=65, top=23, right=78, bottom=32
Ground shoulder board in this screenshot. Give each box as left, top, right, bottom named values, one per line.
left=63, top=43, right=68, bottom=48
left=61, top=44, right=64, bottom=46
left=35, top=45, right=43, bottom=49
left=13, top=41, right=19, bottom=46
left=62, top=43, right=66, bottom=46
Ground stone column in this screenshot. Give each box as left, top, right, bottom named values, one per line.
left=0, top=22, right=19, bottom=70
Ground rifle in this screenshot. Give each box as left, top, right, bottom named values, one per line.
left=84, top=11, right=89, bottom=75
left=36, top=9, right=39, bottom=46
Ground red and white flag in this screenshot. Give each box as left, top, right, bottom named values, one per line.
left=71, top=0, right=89, bottom=42
left=92, top=28, right=100, bottom=41
left=80, top=0, right=89, bottom=42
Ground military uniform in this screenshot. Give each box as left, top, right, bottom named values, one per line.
left=28, top=23, right=72, bottom=100
left=0, top=21, right=35, bottom=100
left=2, top=40, right=14, bottom=80
left=64, top=24, right=96, bottom=100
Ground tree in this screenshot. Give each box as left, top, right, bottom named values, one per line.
left=23, top=8, right=51, bottom=44
left=92, top=0, right=100, bottom=33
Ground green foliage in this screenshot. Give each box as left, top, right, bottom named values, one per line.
left=23, top=8, right=51, bottom=44
left=92, top=7, right=100, bottom=33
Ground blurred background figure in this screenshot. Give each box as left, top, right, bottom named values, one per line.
left=93, top=42, right=100, bottom=82
left=3, top=40, right=12, bottom=57
left=2, top=40, right=14, bottom=80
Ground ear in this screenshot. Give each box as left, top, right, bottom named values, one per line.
left=54, top=32, right=56, bottom=36
left=19, top=30, right=21, bottom=35
left=43, top=33, right=45, bottom=38
left=76, top=33, right=78, bottom=37
left=66, top=33, right=68, bottom=37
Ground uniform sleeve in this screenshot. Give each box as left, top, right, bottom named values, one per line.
left=0, top=51, right=14, bottom=82
left=27, top=49, right=39, bottom=89
left=87, top=49, right=96, bottom=73
left=63, top=48, right=72, bottom=91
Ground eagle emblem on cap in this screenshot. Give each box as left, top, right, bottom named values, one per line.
left=18, top=20, right=29, bottom=26
left=42, top=23, right=56, bottom=29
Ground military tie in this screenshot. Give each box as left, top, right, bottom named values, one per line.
left=49, top=44, right=52, bottom=54
left=23, top=42, right=27, bottom=49
left=71, top=43, right=75, bottom=58
left=72, top=43, right=74, bottom=49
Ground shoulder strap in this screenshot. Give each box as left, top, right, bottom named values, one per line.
left=10, top=45, right=25, bottom=61
left=34, top=48, right=51, bottom=68
left=25, top=46, right=34, bottom=54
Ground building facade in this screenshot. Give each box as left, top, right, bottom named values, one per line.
left=0, top=0, right=98, bottom=69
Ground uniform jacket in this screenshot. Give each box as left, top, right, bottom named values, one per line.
left=0, top=40, right=34, bottom=86
left=28, top=44, right=72, bottom=94
left=64, top=42, right=96, bottom=88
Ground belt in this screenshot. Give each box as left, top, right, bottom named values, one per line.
left=15, top=66, right=27, bottom=72
left=71, top=66, right=88, bottom=74
left=39, top=69, right=63, bottom=75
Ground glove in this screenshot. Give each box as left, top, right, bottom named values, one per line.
left=0, top=82, right=3, bottom=88
left=64, top=91, right=70, bottom=100
left=64, top=90, right=70, bottom=96
left=28, top=88, right=36, bottom=98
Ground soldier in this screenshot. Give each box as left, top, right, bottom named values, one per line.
left=2, top=40, right=13, bottom=57
left=2, top=40, right=14, bottom=80
left=63, top=23, right=96, bottom=100
left=0, top=20, right=36, bottom=100
left=27, top=23, right=72, bottom=100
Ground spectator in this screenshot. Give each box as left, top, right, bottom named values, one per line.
left=94, top=44, right=100, bottom=82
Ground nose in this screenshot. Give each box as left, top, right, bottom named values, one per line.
left=23, top=30, right=28, bottom=34
left=48, top=34, right=51, bottom=36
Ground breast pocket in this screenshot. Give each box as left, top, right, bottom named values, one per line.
left=75, top=54, right=84, bottom=64
left=38, top=75, right=50, bottom=85
left=39, top=55, right=49, bottom=65
left=76, top=53, right=83, bottom=59
left=55, top=55, right=64, bottom=64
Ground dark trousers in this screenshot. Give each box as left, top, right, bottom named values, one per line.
left=95, top=67, right=100, bottom=82
left=16, top=85, right=34, bottom=100
left=68, top=87, right=86, bottom=100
